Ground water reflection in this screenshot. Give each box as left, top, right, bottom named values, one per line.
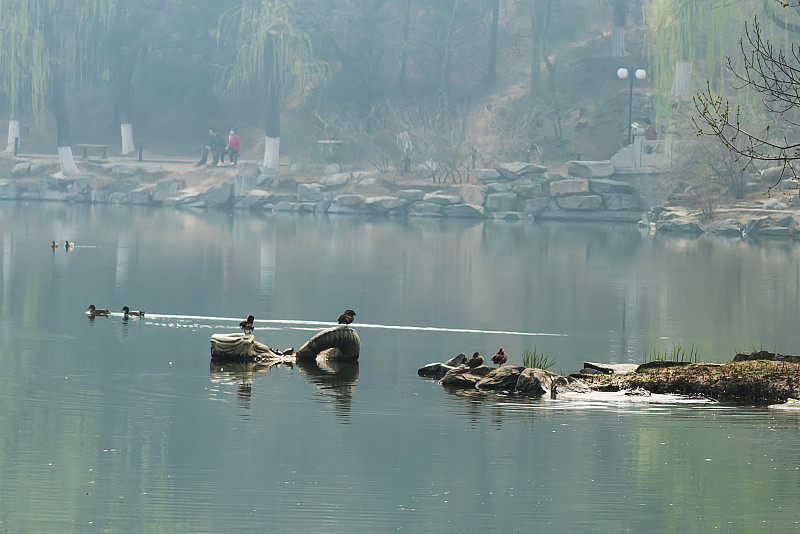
left=209, top=358, right=359, bottom=419
left=296, top=359, right=359, bottom=420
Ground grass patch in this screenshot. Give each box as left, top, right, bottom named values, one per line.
left=644, top=343, right=699, bottom=364
left=522, top=348, right=554, bottom=370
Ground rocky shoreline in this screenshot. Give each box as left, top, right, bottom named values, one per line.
left=419, top=351, right=800, bottom=406
left=0, top=156, right=645, bottom=222
left=4, top=155, right=800, bottom=240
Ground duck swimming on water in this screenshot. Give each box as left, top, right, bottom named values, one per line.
left=87, top=305, right=110, bottom=317
left=121, top=306, right=145, bottom=318
left=64, top=241, right=74, bottom=250
left=51, top=241, right=58, bottom=249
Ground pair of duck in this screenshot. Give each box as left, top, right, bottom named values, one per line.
left=52, top=241, right=74, bottom=250
left=87, top=305, right=145, bottom=318
left=463, top=348, right=508, bottom=368
left=237, top=309, right=356, bottom=335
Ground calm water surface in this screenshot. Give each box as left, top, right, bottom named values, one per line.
left=1, top=202, right=799, bottom=532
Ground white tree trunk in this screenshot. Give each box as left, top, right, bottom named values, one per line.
left=120, top=123, right=136, bottom=155
left=5, top=120, right=20, bottom=153
left=612, top=26, right=628, bottom=58
left=57, top=146, right=81, bottom=177
left=263, top=135, right=280, bottom=171
left=671, top=60, right=692, bottom=100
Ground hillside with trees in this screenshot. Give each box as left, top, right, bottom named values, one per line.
left=2, top=0, right=799, bottom=196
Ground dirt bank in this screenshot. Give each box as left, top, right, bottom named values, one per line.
left=576, top=360, right=800, bottom=404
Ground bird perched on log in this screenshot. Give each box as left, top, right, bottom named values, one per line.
left=466, top=352, right=484, bottom=368
left=121, top=306, right=145, bottom=318
left=239, top=314, right=255, bottom=334
left=491, top=348, right=508, bottom=366
left=87, top=305, right=110, bottom=317
left=337, top=309, right=356, bottom=326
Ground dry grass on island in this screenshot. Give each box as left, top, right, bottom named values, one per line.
left=577, top=355, right=800, bottom=405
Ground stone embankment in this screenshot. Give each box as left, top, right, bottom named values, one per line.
left=642, top=166, right=800, bottom=239
left=0, top=157, right=644, bottom=222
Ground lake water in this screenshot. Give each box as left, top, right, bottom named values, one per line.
left=1, top=201, right=800, bottom=532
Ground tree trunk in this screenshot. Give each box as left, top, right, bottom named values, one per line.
left=45, top=25, right=80, bottom=176
left=610, top=0, right=628, bottom=57
left=671, top=60, right=692, bottom=100
left=118, top=49, right=137, bottom=155
left=439, top=0, right=460, bottom=107
left=530, top=0, right=551, bottom=94
left=612, top=26, right=628, bottom=58
left=399, top=0, right=411, bottom=90
left=263, top=41, right=282, bottom=171
left=487, top=0, right=499, bottom=86
left=5, top=119, right=20, bottom=154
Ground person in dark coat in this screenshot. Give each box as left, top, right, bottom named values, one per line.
left=196, top=127, right=226, bottom=166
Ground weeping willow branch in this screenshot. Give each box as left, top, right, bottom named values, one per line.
left=693, top=11, right=800, bottom=190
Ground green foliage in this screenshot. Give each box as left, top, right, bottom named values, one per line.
left=217, top=1, right=329, bottom=101
left=644, top=343, right=699, bottom=364
left=521, top=347, right=554, bottom=370
left=0, top=0, right=117, bottom=120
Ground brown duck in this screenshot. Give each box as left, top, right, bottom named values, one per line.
left=466, top=352, right=484, bottom=368
left=491, top=348, right=508, bottom=366
left=239, top=314, right=255, bottom=334
left=87, top=305, right=110, bottom=317
left=337, top=309, right=356, bottom=325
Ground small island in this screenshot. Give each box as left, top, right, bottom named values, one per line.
left=419, top=350, right=800, bottom=406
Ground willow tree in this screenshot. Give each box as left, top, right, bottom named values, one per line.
left=695, top=4, right=800, bottom=188
left=0, top=0, right=116, bottom=175
left=644, top=1, right=763, bottom=126
left=219, top=1, right=328, bottom=171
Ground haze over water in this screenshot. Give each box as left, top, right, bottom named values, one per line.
left=1, top=202, right=799, bottom=532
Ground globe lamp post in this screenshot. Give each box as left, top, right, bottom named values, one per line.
left=617, top=67, right=646, bottom=144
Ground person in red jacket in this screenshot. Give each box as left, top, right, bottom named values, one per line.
left=224, top=129, right=241, bottom=165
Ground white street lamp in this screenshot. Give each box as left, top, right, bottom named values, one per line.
left=617, top=67, right=647, bottom=144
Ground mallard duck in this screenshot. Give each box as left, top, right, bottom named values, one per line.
left=51, top=241, right=58, bottom=249
left=466, top=352, right=484, bottom=368
left=87, top=305, right=110, bottom=317
left=121, top=306, right=145, bottom=318
left=239, top=314, right=255, bottom=334
left=337, top=309, right=356, bottom=325
left=491, top=348, right=508, bottom=367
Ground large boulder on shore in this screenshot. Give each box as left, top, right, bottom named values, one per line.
left=439, top=365, right=493, bottom=388
left=476, top=366, right=525, bottom=391
left=515, top=368, right=568, bottom=396
left=201, top=183, right=233, bottom=207
left=566, top=160, right=615, bottom=178
left=443, top=203, right=485, bottom=218
left=418, top=353, right=468, bottom=379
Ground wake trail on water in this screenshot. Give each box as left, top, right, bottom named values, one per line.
left=121, top=313, right=566, bottom=338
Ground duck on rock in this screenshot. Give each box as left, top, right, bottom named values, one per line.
left=337, top=309, right=356, bottom=326
left=239, top=314, right=255, bottom=334
left=466, top=352, right=484, bottom=368
left=491, top=348, right=508, bottom=366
